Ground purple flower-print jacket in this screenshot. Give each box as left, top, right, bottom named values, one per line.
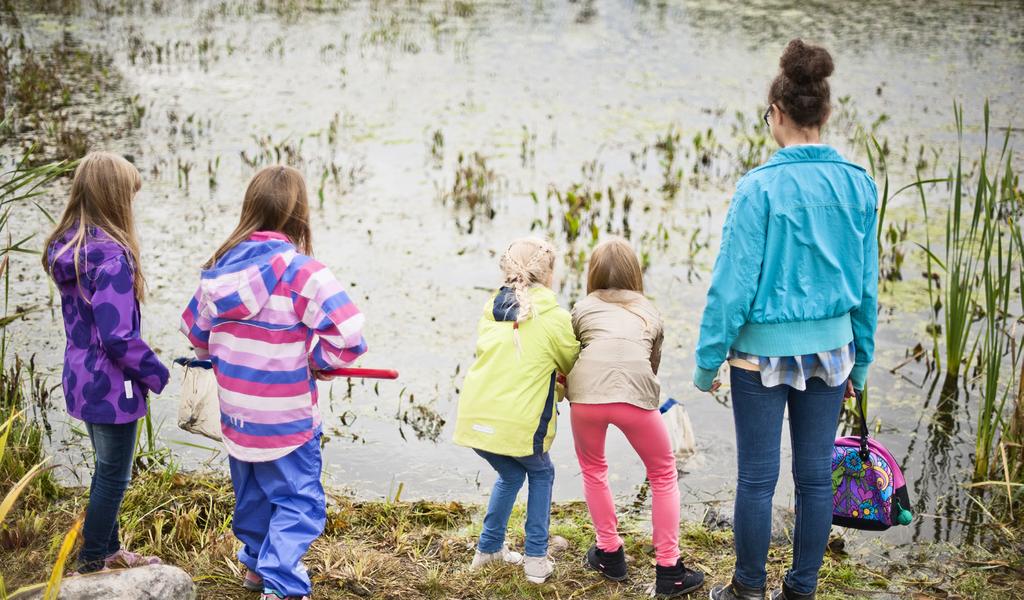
left=48, top=227, right=169, bottom=424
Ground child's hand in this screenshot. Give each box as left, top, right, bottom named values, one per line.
left=555, top=373, right=568, bottom=401
left=312, top=369, right=333, bottom=381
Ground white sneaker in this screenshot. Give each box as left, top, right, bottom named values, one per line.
left=470, top=545, right=524, bottom=569
left=523, top=555, right=554, bottom=584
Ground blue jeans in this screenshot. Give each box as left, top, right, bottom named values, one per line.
left=474, top=449, right=554, bottom=557
left=230, top=434, right=326, bottom=597
left=730, top=368, right=844, bottom=595
left=79, top=420, right=139, bottom=571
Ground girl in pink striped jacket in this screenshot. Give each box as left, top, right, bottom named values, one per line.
left=180, top=165, right=367, bottom=600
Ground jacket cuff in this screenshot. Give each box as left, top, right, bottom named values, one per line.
left=849, top=363, right=870, bottom=391
left=693, top=366, right=719, bottom=392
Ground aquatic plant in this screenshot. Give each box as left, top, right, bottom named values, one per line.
left=176, top=159, right=193, bottom=190
left=124, top=94, right=146, bottom=129
left=880, top=220, right=909, bottom=282
left=575, top=4, right=598, bottom=24
left=690, top=127, right=721, bottom=181
left=327, top=112, right=341, bottom=146
left=207, top=156, right=220, bottom=190
left=519, top=125, right=536, bottom=168
left=937, top=105, right=985, bottom=389
left=429, top=128, right=444, bottom=167
left=439, top=151, right=500, bottom=233
left=878, top=104, right=1023, bottom=501
left=363, top=6, right=422, bottom=54
left=730, top=110, right=771, bottom=172
left=450, top=0, right=477, bottom=18
left=653, top=126, right=683, bottom=199
left=970, top=110, right=1021, bottom=487
left=637, top=224, right=670, bottom=272
left=241, top=134, right=305, bottom=167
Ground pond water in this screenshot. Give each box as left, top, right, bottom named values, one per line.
left=5, top=0, right=1023, bottom=553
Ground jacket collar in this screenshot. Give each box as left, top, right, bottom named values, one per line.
left=591, top=289, right=645, bottom=304
left=250, top=231, right=291, bottom=243
left=765, top=144, right=845, bottom=166
left=748, top=144, right=865, bottom=177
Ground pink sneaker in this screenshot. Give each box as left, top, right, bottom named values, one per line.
left=103, top=549, right=162, bottom=569
left=242, top=569, right=264, bottom=591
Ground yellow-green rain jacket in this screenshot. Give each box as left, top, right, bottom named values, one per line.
left=454, top=285, right=580, bottom=457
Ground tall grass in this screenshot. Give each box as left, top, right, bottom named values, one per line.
left=0, top=144, right=77, bottom=598
left=941, top=104, right=983, bottom=389
left=871, top=103, right=1021, bottom=508
left=906, top=104, right=1023, bottom=495
left=972, top=119, right=1021, bottom=486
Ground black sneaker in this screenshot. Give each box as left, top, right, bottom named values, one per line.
left=709, top=577, right=766, bottom=600
left=655, top=559, right=704, bottom=597
left=584, top=544, right=628, bottom=582
left=769, top=580, right=814, bottom=600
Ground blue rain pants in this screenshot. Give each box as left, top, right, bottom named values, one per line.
left=229, top=434, right=326, bottom=597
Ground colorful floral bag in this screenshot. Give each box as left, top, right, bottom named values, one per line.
left=831, top=394, right=914, bottom=530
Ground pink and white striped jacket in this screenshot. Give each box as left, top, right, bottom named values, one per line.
left=180, top=231, right=367, bottom=462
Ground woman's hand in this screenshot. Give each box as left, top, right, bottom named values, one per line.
left=845, top=380, right=857, bottom=399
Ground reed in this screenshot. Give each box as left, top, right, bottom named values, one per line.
left=972, top=118, right=1021, bottom=485
left=940, top=103, right=986, bottom=388
left=0, top=145, right=77, bottom=599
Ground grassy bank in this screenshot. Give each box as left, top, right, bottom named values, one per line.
left=0, top=464, right=1021, bottom=600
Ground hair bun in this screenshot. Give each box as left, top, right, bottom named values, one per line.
left=779, top=38, right=834, bottom=84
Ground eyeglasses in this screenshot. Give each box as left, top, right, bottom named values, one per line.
left=763, top=105, right=773, bottom=128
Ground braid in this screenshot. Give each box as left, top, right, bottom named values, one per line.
left=499, top=238, right=555, bottom=322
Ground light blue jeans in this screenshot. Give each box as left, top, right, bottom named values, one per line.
left=730, top=368, right=844, bottom=595
left=474, top=449, right=554, bottom=557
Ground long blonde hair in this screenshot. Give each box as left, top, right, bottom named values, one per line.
left=587, top=237, right=644, bottom=294
left=42, top=151, right=146, bottom=302
left=499, top=237, right=556, bottom=322
left=205, top=165, right=312, bottom=268
left=587, top=237, right=651, bottom=329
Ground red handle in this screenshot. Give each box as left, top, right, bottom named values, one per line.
left=323, top=367, right=399, bottom=380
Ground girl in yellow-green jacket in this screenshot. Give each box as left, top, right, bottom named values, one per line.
left=454, top=237, right=580, bottom=584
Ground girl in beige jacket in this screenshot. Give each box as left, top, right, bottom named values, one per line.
left=568, top=238, right=703, bottom=597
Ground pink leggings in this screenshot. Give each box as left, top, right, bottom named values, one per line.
left=570, top=402, right=680, bottom=567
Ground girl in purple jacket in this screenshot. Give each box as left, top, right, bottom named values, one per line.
left=42, top=152, right=170, bottom=574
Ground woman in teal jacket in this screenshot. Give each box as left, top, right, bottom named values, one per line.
left=696, top=40, right=878, bottom=600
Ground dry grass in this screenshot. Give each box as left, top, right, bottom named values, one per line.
left=1, top=466, right=1022, bottom=599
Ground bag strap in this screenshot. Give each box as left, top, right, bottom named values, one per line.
left=857, top=389, right=870, bottom=460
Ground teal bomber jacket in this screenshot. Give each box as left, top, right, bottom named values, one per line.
left=693, top=144, right=879, bottom=391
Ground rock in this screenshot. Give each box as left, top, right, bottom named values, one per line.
left=18, top=565, right=195, bottom=600
left=769, top=507, right=796, bottom=544
left=701, top=506, right=796, bottom=545
left=702, top=507, right=733, bottom=532
left=549, top=535, right=570, bottom=553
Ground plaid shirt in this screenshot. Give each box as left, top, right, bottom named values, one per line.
left=729, top=342, right=855, bottom=390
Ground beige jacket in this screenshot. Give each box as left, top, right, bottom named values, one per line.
left=567, top=289, right=663, bottom=410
